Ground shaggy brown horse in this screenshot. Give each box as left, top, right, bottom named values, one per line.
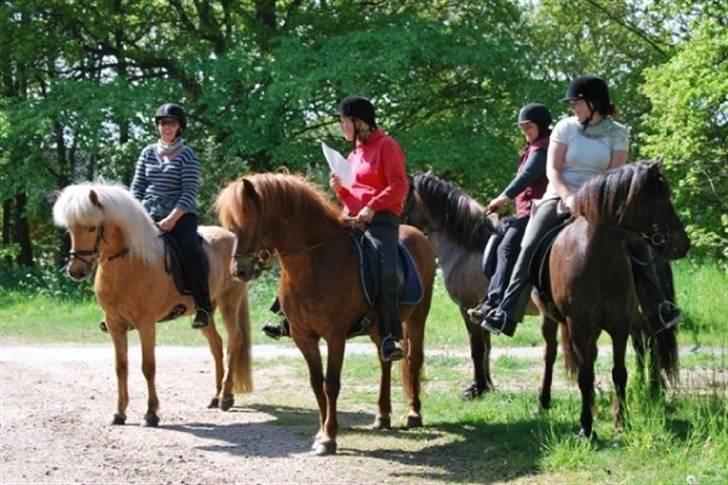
left=539, top=161, right=689, bottom=437
left=402, top=172, right=538, bottom=398
left=53, top=182, right=252, bottom=427
left=216, top=173, right=436, bottom=455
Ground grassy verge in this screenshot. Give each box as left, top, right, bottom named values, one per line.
left=1, top=259, right=725, bottom=350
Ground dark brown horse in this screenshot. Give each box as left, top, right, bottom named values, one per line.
left=216, top=173, right=436, bottom=455
left=402, top=172, right=539, bottom=397
left=540, top=161, right=689, bottom=437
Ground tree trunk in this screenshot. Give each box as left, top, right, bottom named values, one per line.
left=2, top=198, right=12, bottom=266
left=14, top=192, right=33, bottom=266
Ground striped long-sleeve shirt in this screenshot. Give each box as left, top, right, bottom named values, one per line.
left=131, top=144, right=201, bottom=219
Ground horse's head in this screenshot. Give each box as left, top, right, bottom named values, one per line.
left=632, top=161, right=690, bottom=260
left=400, top=174, right=433, bottom=231
left=53, top=189, right=107, bottom=281
left=575, top=161, right=690, bottom=260
left=216, top=177, right=274, bottom=282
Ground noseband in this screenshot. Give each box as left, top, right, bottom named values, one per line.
left=68, top=225, right=106, bottom=272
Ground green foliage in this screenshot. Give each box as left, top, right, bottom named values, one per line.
left=641, top=18, right=728, bottom=258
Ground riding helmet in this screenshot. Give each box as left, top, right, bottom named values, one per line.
left=562, top=75, right=610, bottom=106
left=154, top=103, right=187, bottom=130
left=517, top=103, right=552, bottom=130
left=336, top=95, right=377, bottom=128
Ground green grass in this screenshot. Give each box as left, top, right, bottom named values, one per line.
left=1, top=259, right=723, bottom=350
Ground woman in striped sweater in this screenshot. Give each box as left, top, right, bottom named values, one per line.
left=131, top=103, right=212, bottom=328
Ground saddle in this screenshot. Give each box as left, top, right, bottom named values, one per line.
left=159, top=232, right=209, bottom=321
left=346, top=230, right=424, bottom=337
left=528, top=217, right=573, bottom=322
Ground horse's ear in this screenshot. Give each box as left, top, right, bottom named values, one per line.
left=241, top=177, right=260, bottom=212
left=89, top=190, right=103, bottom=209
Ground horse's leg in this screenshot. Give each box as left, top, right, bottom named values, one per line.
left=401, top=311, right=425, bottom=428
left=631, top=328, right=647, bottom=386
left=199, top=310, right=225, bottom=409
left=292, top=335, right=327, bottom=449
left=611, top=332, right=629, bottom=431
left=539, top=314, right=559, bottom=410
left=372, top=333, right=393, bottom=429
left=108, top=321, right=129, bottom=425
left=137, top=323, right=160, bottom=427
left=460, top=307, right=491, bottom=399
left=576, top=339, right=597, bottom=439
left=314, top=337, right=345, bottom=456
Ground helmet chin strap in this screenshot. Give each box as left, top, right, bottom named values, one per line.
left=581, top=101, right=595, bottom=131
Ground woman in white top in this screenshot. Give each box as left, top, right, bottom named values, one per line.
left=482, top=75, right=681, bottom=336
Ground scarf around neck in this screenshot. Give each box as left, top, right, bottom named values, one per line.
left=156, top=137, right=184, bottom=161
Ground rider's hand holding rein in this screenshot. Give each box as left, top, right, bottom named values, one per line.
left=157, top=207, right=185, bottom=232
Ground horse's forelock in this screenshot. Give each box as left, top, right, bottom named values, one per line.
left=53, top=183, right=106, bottom=228
left=216, top=180, right=246, bottom=229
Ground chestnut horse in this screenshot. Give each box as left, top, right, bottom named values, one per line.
left=540, top=161, right=689, bottom=437
left=402, top=172, right=538, bottom=398
left=53, top=182, right=252, bottom=427
left=216, top=173, right=436, bottom=455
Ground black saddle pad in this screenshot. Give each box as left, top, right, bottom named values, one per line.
left=528, top=218, right=573, bottom=322
left=161, top=232, right=208, bottom=296
left=350, top=231, right=424, bottom=307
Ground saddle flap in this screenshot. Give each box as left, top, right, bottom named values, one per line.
left=162, top=232, right=208, bottom=296
left=350, top=231, right=424, bottom=307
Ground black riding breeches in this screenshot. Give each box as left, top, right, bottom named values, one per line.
left=365, top=212, right=403, bottom=340
left=167, top=213, right=212, bottom=312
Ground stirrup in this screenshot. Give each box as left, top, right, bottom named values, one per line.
left=480, top=309, right=505, bottom=335
left=658, top=301, right=681, bottom=329
left=380, top=337, right=403, bottom=362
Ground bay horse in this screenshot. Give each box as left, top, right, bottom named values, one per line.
left=53, top=182, right=253, bottom=427
left=402, top=171, right=539, bottom=398
left=540, top=161, right=689, bottom=437
left=216, top=173, right=436, bottom=455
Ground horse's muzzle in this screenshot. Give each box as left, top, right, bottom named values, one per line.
left=231, top=260, right=261, bottom=282
left=67, top=265, right=91, bottom=281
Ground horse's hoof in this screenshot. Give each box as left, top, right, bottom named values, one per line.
left=208, top=397, right=220, bottom=409
left=111, top=413, right=126, bottom=425
left=143, top=413, right=159, bottom=427
left=371, top=416, right=391, bottom=430
left=312, top=440, right=337, bottom=456
left=405, top=414, right=423, bottom=429
left=461, top=383, right=483, bottom=400
left=539, top=396, right=551, bottom=410
left=577, top=428, right=596, bottom=440
left=219, top=396, right=234, bottom=411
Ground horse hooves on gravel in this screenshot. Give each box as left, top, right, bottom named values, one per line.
left=219, top=396, right=234, bottom=411
left=143, top=413, right=160, bottom=427
left=208, top=397, right=219, bottom=409
left=111, top=413, right=126, bottom=425
left=371, top=416, right=391, bottom=430
left=312, top=441, right=337, bottom=456
left=405, top=414, right=423, bottom=429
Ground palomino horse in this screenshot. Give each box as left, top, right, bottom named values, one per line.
left=216, top=173, right=436, bottom=455
left=402, top=172, right=538, bottom=398
left=53, top=182, right=252, bottom=427
left=539, top=161, right=689, bottom=437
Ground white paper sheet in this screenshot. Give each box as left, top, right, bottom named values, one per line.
left=321, top=142, right=354, bottom=188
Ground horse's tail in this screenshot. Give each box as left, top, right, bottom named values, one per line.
left=652, top=326, right=679, bottom=384
left=231, top=285, right=253, bottom=394
left=560, top=323, right=579, bottom=378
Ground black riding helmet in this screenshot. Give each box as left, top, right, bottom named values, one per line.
left=563, top=76, right=612, bottom=112
left=517, top=103, right=552, bottom=138
left=336, top=95, right=377, bottom=129
left=154, top=103, right=187, bottom=131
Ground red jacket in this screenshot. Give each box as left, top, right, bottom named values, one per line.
left=514, top=136, right=549, bottom=217
left=335, top=129, right=408, bottom=217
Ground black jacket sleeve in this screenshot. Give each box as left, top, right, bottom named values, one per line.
left=503, top=148, right=547, bottom=199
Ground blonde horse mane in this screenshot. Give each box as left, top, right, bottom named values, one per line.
left=53, top=181, right=163, bottom=265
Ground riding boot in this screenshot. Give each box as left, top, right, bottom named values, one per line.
left=192, top=284, right=213, bottom=329
left=261, top=296, right=291, bottom=339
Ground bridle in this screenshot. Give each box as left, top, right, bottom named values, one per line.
left=67, top=224, right=129, bottom=273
